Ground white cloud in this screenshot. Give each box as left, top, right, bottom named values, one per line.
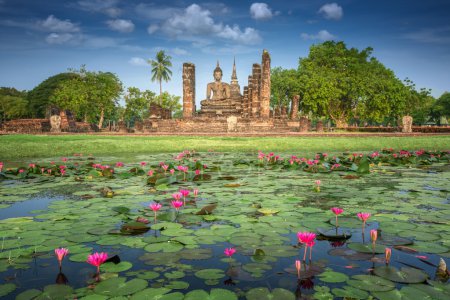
left=106, top=19, right=134, bottom=33
left=152, top=4, right=262, bottom=45
left=78, top=0, right=121, bottom=17
left=250, top=3, right=274, bottom=20
left=301, top=30, right=337, bottom=41
left=403, top=27, right=450, bottom=44
left=38, top=15, right=80, bottom=33
left=147, top=24, right=159, bottom=34
left=171, top=47, right=189, bottom=55
left=318, top=3, right=343, bottom=21
left=129, top=57, right=148, bottom=67
left=135, top=3, right=182, bottom=21
left=45, top=33, right=78, bottom=45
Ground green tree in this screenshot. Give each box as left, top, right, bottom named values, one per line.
left=0, top=87, right=29, bottom=121
left=51, top=66, right=122, bottom=128
left=431, top=92, right=450, bottom=125
left=298, top=41, right=408, bottom=127
left=148, top=50, right=172, bottom=96
left=27, top=73, right=79, bottom=118
left=270, top=67, right=301, bottom=116
left=123, top=87, right=155, bottom=123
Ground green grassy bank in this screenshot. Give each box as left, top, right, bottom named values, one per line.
left=1, top=134, right=449, bottom=160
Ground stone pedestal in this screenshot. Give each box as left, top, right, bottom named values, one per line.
left=316, top=120, right=324, bottom=132
left=260, top=50, right=271, bottom=118
left=299, top=117, right=310, bottom=132
left=182, top=63, right=196, bottom=118
left=290, top=95, right=300, bottom=120
left=402, top=115, right=413, bottom=133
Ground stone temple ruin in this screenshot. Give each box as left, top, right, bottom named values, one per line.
left=147, top=50, right=303, bottom=133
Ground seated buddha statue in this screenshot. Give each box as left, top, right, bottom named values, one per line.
left=201, top=62, right=231, bottom=106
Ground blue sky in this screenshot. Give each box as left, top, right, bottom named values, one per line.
left=1, top=0, right=449, bottom=106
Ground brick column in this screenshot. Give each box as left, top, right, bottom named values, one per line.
left=182, top=63, right=195, bottom=118
left=247, top=75, right=253, bottom=117
left=243, top=86, right=249, bottom=117
left=251, top=64, right=261, bottom=118
left=260, top=50, right=271, bottom=119
left=290, top=95, right=300, bottom=120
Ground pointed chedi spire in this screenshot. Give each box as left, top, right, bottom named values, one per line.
left=232, top=57, right=237, bottom=80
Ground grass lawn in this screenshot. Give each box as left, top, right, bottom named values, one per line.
left=1, top=134, right=449, bottom=160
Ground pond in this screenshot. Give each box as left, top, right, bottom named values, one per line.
left=0, top=150, right=449, bottom=299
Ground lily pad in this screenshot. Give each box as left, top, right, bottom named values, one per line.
left=101, top=261, right=133, bottom=273
left=373, top=266, right=429, bottom=283
left=194, top=269, right=225, bottom=280
left=245, top=287, right=295, bottom=300
left=0, top=283, right=16, bottom=297
left=318, top=269, right=349, bottom=283
left=347, top=242, right=386, bottom=254
left=347, top=275, right=395, bottom=292
left=185, top=289, right=237, bottom=300
left=94, top=277, right=148, bottom=296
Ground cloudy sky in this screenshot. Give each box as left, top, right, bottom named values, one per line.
left=1, top=0, right=449, bottom=105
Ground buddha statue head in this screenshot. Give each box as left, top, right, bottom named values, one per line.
left=213, top=61, right=223, bottom=82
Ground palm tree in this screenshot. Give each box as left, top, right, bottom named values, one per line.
left=148, top=50, right=172, bottom=96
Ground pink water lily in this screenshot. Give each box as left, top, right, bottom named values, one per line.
left=297, top=232, right=316, bottom=261
left=0, top=162, right=3, bottom=172
left=195, top=169, right=201, bottom=175
left=224, top=248, right=236, bottom=257
left=140, top=161, right=147, bottom=167
left=385, top=248, right=392, bottom=265
left=171, top=200, right=183, bottom=211
left=147, top=170, right=154, bottom=176
left=180, top=189, right=190, bottom=205
left=87, top=252, right=108, bottom=274
left=193, top=189, right=199, bottom=198
left=172, top=192, right=182, bottom=201
left=357, top=212, right=371, bottom=231
left=150, top=202, right=162, bottom=222
left=55, top=248, right=69, bottom=268
left=331, top=207, right=344, bottom=227
left=370, top=229, right=378, bottom=243
left=314, top=180, right=321, bottom=192
left=115, top=162, right=124, bottom=167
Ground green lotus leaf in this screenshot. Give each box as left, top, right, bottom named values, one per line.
left=94, top=277, right=147, bottom=296
left=178, top=248, right=213, bottom=260
left=15, top=288, right=43, bottom=300
left=36, top=284, right=74, bottom=300
left=408, top=242, right=448, bottom=254
left=129, top=288, right=172, bottom=300
left=331, top=286, right=369, bottom=299
left=318, top=269, right=349, bottom=283
left=100, top=261, right=133, bottom=273
left=0, top=283, right=16, bottom=297
left=144, top=241, right=184, bottom=253
left=164, top=271, right=185, bottom=279
left=194, top=269, right=225, bottom=280
left=245, top=287, right=295, bottom=300
left=371, top=289, right=403, bottom=300
left=347, top=275, right=395, bottom=292
left=185, top=289, right=237, bottom=300
left=373, top=266, right=428, bottom=283
left=347, top=242, right=386, bottom=254
left=165, top=281, right=189, bottom=290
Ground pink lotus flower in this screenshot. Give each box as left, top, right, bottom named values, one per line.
left=47, top=169, right=52, bottom=174
left=162, top=164, right=169, bottom=172
left=140, top=161, right=147, bottom=167
left=87, top=252, right=108, bottom=274
left=370, top=229, right=378, bottom=243
left=314, top=180, right=321, bottom=192
left=180, top=189, right=190, bottom=197
left=295, top=259, right=301, bottom=279
left=195, top=169, right=201, bottom=175
left=41, top=168, right=45, bottom=174
left=315, top=180, right=321, bottom=186
left=203, top=164, right=208, bottom=169
left=385, top=248, right=392, bottom=265
left=193, top=189, right=199, bottom=198
left=0, top=162, right=3, bottom=172
left=172, top=192, right=182, bottom=201
left=136, top=216, right=149, bottom=224
left=55, top=248, right=69, bottom=268
left=297, top=232, right=316, bottom=261
left=170, top=169, right=175, bottom=175
left=171, top=200, right=183, bottom=211
left=29, top=163, right=36, bottom=168
left=224, top=248, right=236, bottom=257
left=18, top=169, right=24, bottom=174
left=61, top=157, right=68, bottom=162
left=331, top=207, right=344, bottom=227
left=150, top=202, right=162, bottom=223
left=60, top=169, right=66, bottom=176
left=115, top=162, right=124, bottom=167
left=150, top=202, right=162, bottom=212
left=147, top=170, right=154, bottom=176
left=357, top=212, right=371, bottom=231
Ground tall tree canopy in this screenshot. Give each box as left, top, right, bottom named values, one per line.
left=148, top=50, right=172, bottom=96
left=298, top=41, right=408, bottom=127
left=270, top=67, right=301, bottom=114
left=0, top=87, right=29, bottom=121
left=431, top=92, right=450, bottom=125
left=27, top=73, right=79, bottom=118
left=51, top=66, right=123, bottom=128
left=123, top=87, right=155, bottom=123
